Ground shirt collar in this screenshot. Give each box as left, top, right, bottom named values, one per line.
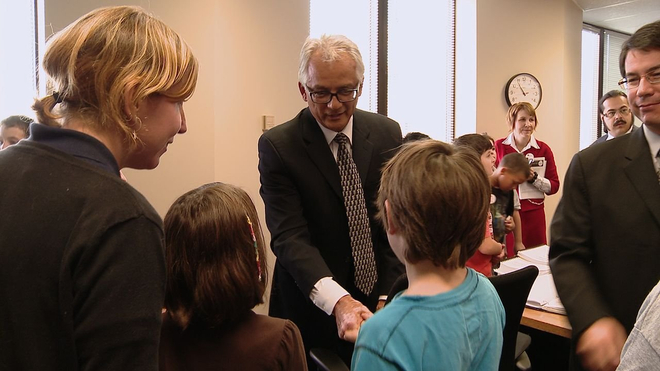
left=643, top=124, right=660, bottom=160
left=606, top=125, right=634, bottom=141
left=318, top=116, right=354, bottom=146
left=27, top=123, right=120, bottom=176
left=502, top=132, right=540, bottom=152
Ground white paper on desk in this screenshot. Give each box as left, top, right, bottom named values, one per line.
left=518, top=245, right=550, bottom=265
left=518, top=156, right=546, bottom=200
left=497, top=257, right=550, bottom=275
left=527, top=274, right=566, bottom=315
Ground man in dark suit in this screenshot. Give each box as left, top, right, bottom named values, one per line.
left=258, top=34, right=403, bottom=364
left=550, top=20, right=660, bottom=371
left=590, top=90, right=636, bottom=146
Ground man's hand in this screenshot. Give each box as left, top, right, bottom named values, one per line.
left=332, top=295, right=373, bottom=343
left=576, top=317, right=627, bottom=371
left=376, top=299, right=386, bottom=311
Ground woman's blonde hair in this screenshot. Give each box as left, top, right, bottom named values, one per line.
left=33, top=6, right=198, bottom=149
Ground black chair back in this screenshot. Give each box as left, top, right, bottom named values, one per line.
left=385, top=273, right=409, bottom=305
left=488, top=265, right=539, bottom=371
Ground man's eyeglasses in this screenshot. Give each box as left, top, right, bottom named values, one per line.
left=306, top=87, right=359, bottom=104
left=603, top=106, right=631, bottom=118
left=618, top=71, right=660, bottom=90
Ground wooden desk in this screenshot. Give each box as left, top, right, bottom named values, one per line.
left=521, top=307, right=572, bottom=338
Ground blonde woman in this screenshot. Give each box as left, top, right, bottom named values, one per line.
left=0, top=6, right=197, bottom=370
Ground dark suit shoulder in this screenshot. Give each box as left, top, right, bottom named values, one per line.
left=259, top=108, right=309, bottom=142
left=577, top=129, right=634, bottom=163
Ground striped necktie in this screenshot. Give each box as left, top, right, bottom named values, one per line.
left=334, top=133, right=377, bottom=295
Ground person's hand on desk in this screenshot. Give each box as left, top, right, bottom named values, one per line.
left=333, top=295, right=373, bottom=343
left=576, top=317, right=627, bottom=371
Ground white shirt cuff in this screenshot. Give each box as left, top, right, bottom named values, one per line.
left=309, top=277, right=350, bottom=315
left=534, top=176, right=551, bottom=194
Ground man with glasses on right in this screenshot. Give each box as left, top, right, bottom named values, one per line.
left=550, top=20, right=660, bottom=371
left=590, top=90, right=636, bottom=146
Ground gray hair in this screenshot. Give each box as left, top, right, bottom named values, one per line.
left=298, top=34, right=365, bottom=87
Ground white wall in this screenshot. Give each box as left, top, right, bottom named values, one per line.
left=475, top=0, right=583, bottom=241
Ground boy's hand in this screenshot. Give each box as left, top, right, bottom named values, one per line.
left=504, top=216, right=515, bottom=233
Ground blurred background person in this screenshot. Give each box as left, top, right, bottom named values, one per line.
left=591, top=90, right=636, bottom=146
left=495, top=102, right=560, bottom=249
left=454, top=133, right=506, bottom=275
left=0, top=6, right=198, bottom=370
left=160, top=182, right=307, bottom=371
left=0, top=115, right=33, bottom=149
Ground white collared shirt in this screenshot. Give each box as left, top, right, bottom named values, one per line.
left=502, top=132, right=540, bottom=152
left=317, top=116, right=354, bottom=161
left=501, top=133, right=551, bottom=194
left=606, top=125, right=635, bottom=141
left=310, top=116, right=358, bottom=315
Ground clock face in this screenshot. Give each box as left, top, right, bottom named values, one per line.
left=505, top=73, right=542, bottom=109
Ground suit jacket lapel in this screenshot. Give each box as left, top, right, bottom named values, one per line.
left=352, top=112, right=374, bottom=185
left=623, top=127, right=660, bottom=228
left=301, top=109, right=343, bottom=198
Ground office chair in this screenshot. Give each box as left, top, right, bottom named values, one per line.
left=309, top=348, right=350, bottom=371
left=488, top=265, right=539, bottom=371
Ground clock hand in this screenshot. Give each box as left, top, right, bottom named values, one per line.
left=518, top=84, right=527, bottom=96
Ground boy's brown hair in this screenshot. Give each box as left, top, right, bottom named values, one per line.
left=499, top=152, right=531, bottom=175
left=164, top=182, right=267, bottom=329
left=453, top=133, right=494, bottom=156
left=377, top=140, right=490, bottom=269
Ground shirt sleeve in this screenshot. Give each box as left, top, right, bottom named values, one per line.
left=276, top=320, right=308, bottom=371
left=310, top=277, right=350, bottom=315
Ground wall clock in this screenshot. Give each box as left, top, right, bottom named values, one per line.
left=505, top=73, right=542, bottom=109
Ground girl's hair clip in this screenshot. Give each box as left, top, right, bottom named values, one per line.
left=246, top=215, right=262, bottom=281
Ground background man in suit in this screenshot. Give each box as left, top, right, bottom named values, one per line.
left=258, top=34, right=403, bottom=364
left=591, top=90, right=636, bottom=146
left=550, top=20, right=660, bottom=371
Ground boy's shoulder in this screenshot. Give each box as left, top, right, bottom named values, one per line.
left=491, top=186, right=514, bottom=199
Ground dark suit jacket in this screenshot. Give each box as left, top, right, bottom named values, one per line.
left=550, top=126, right=660, bottom=369
left=258, top=108, right=403, bottom=354
left=590, top=124, right=638, bottom=146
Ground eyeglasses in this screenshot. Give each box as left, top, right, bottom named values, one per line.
left=603, top=106, right=631, bottom=118
left=306, top=86, right=359, bottom=104
left=618, top=71, right=660, bottom=90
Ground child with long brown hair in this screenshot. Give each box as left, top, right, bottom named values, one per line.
left=160, top=182, right=307, bottom=371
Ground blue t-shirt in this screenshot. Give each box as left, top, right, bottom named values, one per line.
left=352, top=269, right=505, bottom=371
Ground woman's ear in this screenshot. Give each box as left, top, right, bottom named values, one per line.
left=123, top=85, right=138, bottom=126
left=385, top=200, right=398, bottom=235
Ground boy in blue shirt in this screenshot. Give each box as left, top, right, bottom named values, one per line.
left=352, top=140, right=505, bottom=370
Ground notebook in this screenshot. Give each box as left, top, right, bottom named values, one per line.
left=495, top=245, right=565, bottom=314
